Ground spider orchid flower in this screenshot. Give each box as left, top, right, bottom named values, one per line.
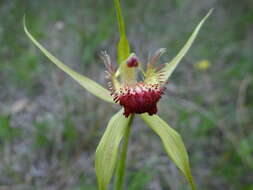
left=24, top=1, right=212, bottom=190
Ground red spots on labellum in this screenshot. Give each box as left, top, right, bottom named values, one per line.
left=112, top=83, right=165, bottom=117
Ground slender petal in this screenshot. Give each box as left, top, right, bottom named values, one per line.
left=141, top=114, right=196, bottom=190
left=162, top=9, right=213, bottom=81
left=144, top=48, right=167, bottom=85
left=23, top=17, right=114, bottom=103
left=95, top=109, right=133, bottom=190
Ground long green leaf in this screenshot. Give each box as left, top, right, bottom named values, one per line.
left=95, top=109, right=133, bottom=190
left=114, top=0, right=130, bottom=64
left=162, top=9, right=213, bottom=80
left=141, top=114, right=196, bottom=190
left=23, top=17, right=114, bottom=103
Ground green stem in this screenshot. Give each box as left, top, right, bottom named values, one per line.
left=114, top=114, right=134, bottom=190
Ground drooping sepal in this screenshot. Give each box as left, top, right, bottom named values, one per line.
left=24, top=17, right=114, bottom=103
left=141, top=114, right=197, bottom=190
left=95, top=109, right=133, bottom=190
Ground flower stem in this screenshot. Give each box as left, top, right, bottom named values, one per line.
left=114, top=114, right=134, bottom=190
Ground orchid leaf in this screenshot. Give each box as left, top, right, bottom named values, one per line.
left=23, top=17, right=114, bottom=103
left=162, top=9, right=213, bottom=81
left=141, top=114, right=196, bottom=190
left=95, top=109, right=132, bottom=190
left=114, top=0, right=130, bottom=64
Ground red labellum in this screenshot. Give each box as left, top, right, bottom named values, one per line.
left=113, top=83, right=165, bottom=117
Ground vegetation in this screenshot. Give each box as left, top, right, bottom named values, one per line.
left=0, top=0, right=252, bottom=189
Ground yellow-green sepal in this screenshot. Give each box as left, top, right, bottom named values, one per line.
left=23, top=17, right=114, bottom=103
left=141, top=114, right=196, bottom=190
left=95, top=109, right=133, bottom=190
left=162, top=9, right=213, bottom=81
left=114, top=0, right=130, bottom=64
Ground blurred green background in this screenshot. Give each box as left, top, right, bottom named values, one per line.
left=0, top=0, right=253, bottom=189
